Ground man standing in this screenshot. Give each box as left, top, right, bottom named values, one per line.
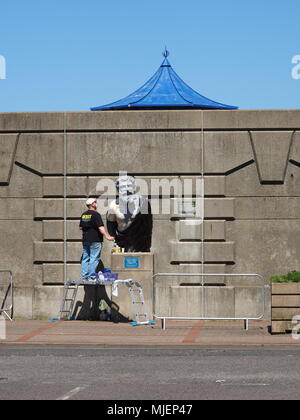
left=79, top=198, right=114, bottom=281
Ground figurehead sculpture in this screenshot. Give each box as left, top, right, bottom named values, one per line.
left=106, top=175, right=153, bottom=252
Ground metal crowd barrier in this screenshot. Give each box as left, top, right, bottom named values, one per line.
left=0, top=270, right=13, bottom=321
left=153, top=273, right=266, bottom=330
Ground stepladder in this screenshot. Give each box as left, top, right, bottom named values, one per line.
left=58, top=279, right=152, bottom=326
left=59, top=282, right=79, bottom=320
left=124, top=280, right=150, bottom=326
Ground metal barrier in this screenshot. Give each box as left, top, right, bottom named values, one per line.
left=0, top=270, right=13, bottom=321
left=153, top=273, right=266, bottom=330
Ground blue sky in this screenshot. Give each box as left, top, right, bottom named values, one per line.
left=0, top=0, right=299, bottom=111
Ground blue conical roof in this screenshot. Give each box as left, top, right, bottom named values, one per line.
left=91, top=52, right=238, bottom=111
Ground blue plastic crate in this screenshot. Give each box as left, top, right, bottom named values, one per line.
left=103, top=272, right=118, bottom=281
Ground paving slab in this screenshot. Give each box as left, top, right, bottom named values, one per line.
left=0, top=319, right=300, bottom=348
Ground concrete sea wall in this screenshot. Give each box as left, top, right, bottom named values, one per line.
left=0, top=109, right=300, bottom=319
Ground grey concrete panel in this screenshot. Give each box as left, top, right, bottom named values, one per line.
left=155, top=285, right=261, bottom=320
left=234, top=286, right=264, bottom=319
left=227, top=220, right=300, bottom=281
left=170, top=286, right=202, bottom=318
left=12, top=287, right=34, bottom=319
left=204, top=286, right=235, bottom=318
left=43, top=177, right=64, bottom=196
left=67, top=221, right=82, bottom=240
left=0, top=163, right=42, bottom=198
left=205, top=198, right=235, bottom=219
left=65, top=110, right=203, bottom=131
left=204, top=131, right=253, bottom=174
left=0, top=134, right=18, bottom=184
left=67, top=199, right=86, bottom=218
left=177, top=220, right=225, bottom=241
left=154, top=286, right=172, bottom=317
left=0, top=220, right=42, bottom=287
left=170, top=241, right=235, bottom=263
left=33, top=285, right=90, bottom=319
left=204, top=176, right=225, bottom=196
left=66, top=177, right=88, bottom=196
left=43, top=221, right=64, bottom=240
left=203, top=110, right=300, bottom=130
left=205, top=242, right=235, bottom=263
left=43, top=177, right=88, bottom=197
left=168, top=286, right=235, bottom=318
left=289, top=131, right=300, bottom=162
left=0, top=112, right=65, bottom=131
left=34, top=242, right=82, bottom=263
left=33, top=285, right=63, bottom=319
left=16, top=134, right=64, bottom=175
left=234, top=197, right=300, bottom=219
left=35, top=198, right=87, bottom=219
left=67, top=132, right=203, bottom=174
left=154, top=264, right=227, bottom=286
left=152, top=220, right=176, bottom=274
left=225, top=161, right=300, bottom=197
left=34, top=242, right=64, bottom=262
left=0, top=198, right=34, bottom=219
left=42, top=220, right=81, bottom=240
left=34, top=198, right=63, bottom=219
left=65, top=242, right=82, bottom=262
left=250, top=131, right=293, bottom=183
left=42, top=264, right=81, bottom=284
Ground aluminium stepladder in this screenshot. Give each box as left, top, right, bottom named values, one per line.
left=58, top=279, right=152, bottom=326
left=124, top=280, right=150, bottom=326
left=58, top=281, right=79, bottom=320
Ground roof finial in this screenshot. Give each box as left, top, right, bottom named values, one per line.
left=163, top=47, right=169, bottom=58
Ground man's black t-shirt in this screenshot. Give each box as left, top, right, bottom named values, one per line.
left=79, top=210, right=104, bottom=243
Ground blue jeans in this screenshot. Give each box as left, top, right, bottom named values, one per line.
left=81, top=242, right=103, bottom=280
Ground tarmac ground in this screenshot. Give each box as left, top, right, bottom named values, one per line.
left=1, top=319, right=300, bottom=401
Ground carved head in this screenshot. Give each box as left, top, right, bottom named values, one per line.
left=115, top=175, right=136, bottom=197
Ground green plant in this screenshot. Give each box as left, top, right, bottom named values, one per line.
left=271, top=271, right=300, bottom=283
